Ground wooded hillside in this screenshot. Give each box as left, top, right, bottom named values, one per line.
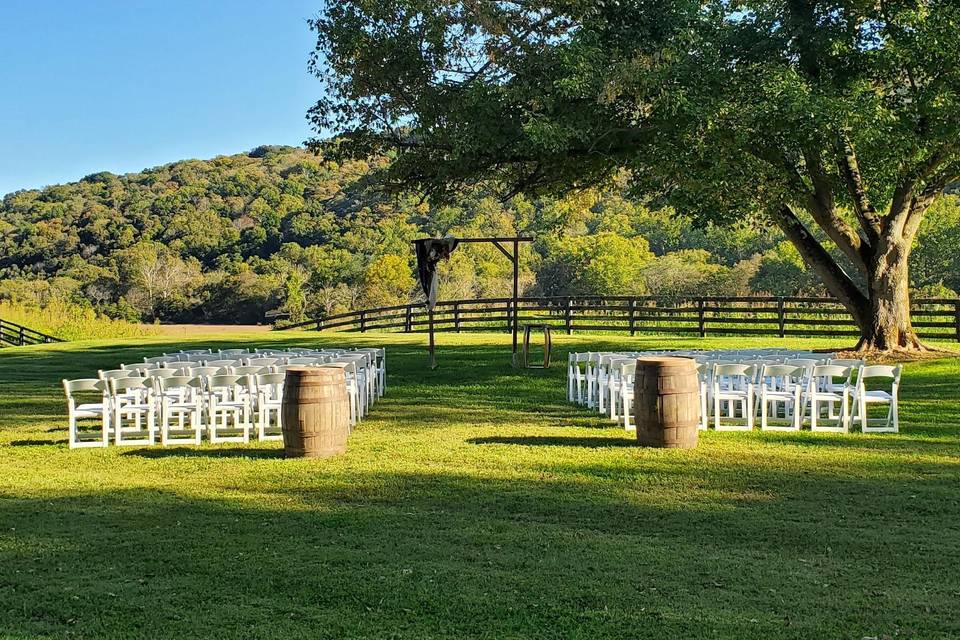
left=2, top=145, right=958, bottom=324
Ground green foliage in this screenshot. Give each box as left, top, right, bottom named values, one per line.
left=2, top=148, right=958, bottom=329
left=537, top=233, right=653, bottom=297
left=360, top=255, right=416, bottom=308
left=751, top=242, right=825, bottom=297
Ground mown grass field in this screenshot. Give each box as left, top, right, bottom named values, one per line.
left=1, top=331, right=959, bottom=639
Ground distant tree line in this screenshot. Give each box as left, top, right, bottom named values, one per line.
left=1, top=146, right=958, bottom=325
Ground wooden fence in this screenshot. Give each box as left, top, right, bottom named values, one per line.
left=0, top=318, right=63, bottom=347
left=279, top=296, right=960, bottom=342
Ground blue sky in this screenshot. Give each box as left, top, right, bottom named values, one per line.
left=0, top=0, right=323, bottom=196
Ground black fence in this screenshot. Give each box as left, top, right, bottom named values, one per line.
left=279, top=296, right=960, bottom=342
left=0, top=318, right=63, bottom=347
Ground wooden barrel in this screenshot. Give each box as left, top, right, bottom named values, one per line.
left=634, top=356, right=699, bottom=449
left=281, top=366, right=350, bottom=458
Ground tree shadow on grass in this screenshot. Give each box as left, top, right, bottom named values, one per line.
left=3, top=462, right=960, bottom=639
left=468, top=435, right=637, bottom=448
left=8, top=438, right=67, bottom=447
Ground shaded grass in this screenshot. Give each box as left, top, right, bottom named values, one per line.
left=1, top=330, right=959, bottom=639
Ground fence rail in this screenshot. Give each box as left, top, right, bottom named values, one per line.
left=278, top=296, right=960, bottom=342
left=0, top=318, right=63, bottom=347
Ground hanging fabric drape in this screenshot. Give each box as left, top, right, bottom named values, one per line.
left=414, top=238, right=459, bottom=310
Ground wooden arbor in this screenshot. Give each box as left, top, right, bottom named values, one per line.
left=413, top=236, right=533, bottom=368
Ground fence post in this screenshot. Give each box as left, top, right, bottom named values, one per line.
left=506, top=300, right=512, bottom=332
left=565, top=298, right=573, bottom=335
left=359, top=311, right=366, bottom=333
left=454, top=303, right=461, bottom=333
left=697, top=298, right=706, bottom=338
left=629, top=298, right=636, bottom=336
left=19, top=326, right=25, bottom=346
left=315, top=318, right=323, bottom=332
left=405, top=305, right=412, bottom=332
left=777, top=297, right=786, bottom=338
left=955, top=300, right=960, bottom=343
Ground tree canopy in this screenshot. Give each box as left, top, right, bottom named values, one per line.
left=308, top=0, right=960, bottom=350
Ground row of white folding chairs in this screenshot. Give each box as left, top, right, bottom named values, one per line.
left=64, top=372, right=287, bottom=448
left=568, top=349, right=837, bottom=410
left=569, top=352, right=900, bottom=434
left=578, top=353, right=858, bottom=428
left=145, top=347, right=386, bottom=399
left=66, top=349, right=386, bottom=448
left=105, top=359, right=374, bottom=430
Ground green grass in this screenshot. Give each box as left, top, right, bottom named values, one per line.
left=1, top=331, right=959, bottom=639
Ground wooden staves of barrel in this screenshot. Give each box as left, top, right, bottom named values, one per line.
left=281, top=366, right=350, bottom=458
left=633, top=356, right=699, bottom=449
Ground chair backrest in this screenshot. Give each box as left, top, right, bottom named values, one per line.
left=830, top=358, right=865, bottom=368
left=287, top=357, right=325, bottom=365
left=204, top=359, right=238, bottom=368
left=154, top=375, right=202, bottom=394
left=860, top=364, right=902, bottom=382
left=145, top=368, right=178, bottom=380
left=713, top=363, right=755, bottom=378
left=63, top=378, right=108, bottom=398
left=187, top=366, right=220, bottom=378
left=207, top=374, right=246, bottom=390
left=245, top=358, right=279, bottom=367
left=811, top=364, right=852, bottom=381
left=232, top=365, right=267, bottom=376
left=99, top=369, right=134, bottom=381
left=143, top=355, right=173, bottom=365
left=110, top=376, right=149, bottom=394
left=760, top=364, right=804, bottom=376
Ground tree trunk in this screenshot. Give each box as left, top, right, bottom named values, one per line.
left=774, top=204, right=927, bottom=352
left=851, top=237, right=925, bottom=352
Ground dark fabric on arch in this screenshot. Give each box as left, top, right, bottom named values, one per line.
left=414, top=238, right=459, bottom=310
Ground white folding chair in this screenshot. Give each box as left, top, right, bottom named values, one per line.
left=852, top=365, right=902, bottom=433
left=110, top=377, right=156, bottom=446
left=757, top=364, right=805, bottom=431
left=712, top=364, right=755, bottom=431
left=807, top=365, right=853, bottom=432
left=152, top=375, right=204, bottom=445
left=63, top=379, right=111, bottom=448
left=255, top=373, right=286, bottom=441
left=206, top=374, right=252, bottom=443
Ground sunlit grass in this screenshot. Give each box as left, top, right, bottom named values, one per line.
left=1, top=330, right=959, bottom=639
left=0, top=300, right=157, bottom=341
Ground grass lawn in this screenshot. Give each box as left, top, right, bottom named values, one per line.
left=1, top=331, right=959, bottom=639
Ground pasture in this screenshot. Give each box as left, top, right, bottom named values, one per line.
left=1, top=331, right=959, bottom=639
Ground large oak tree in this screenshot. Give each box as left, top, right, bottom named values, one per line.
left=307, top=0, right=960, bottom=351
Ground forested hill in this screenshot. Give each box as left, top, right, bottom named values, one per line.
left=2, top=145, right=959, bottom=324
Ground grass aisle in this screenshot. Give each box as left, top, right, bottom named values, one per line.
left=1, top=332, right=959, bottom=639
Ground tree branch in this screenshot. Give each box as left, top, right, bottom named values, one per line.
left=772, top=204, right=868, bottom=314
left=889, top=142, right=955, bottom=236
left=835, top=136, right=881, bottom=243
left=800, top=148, right=867, bottom=273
